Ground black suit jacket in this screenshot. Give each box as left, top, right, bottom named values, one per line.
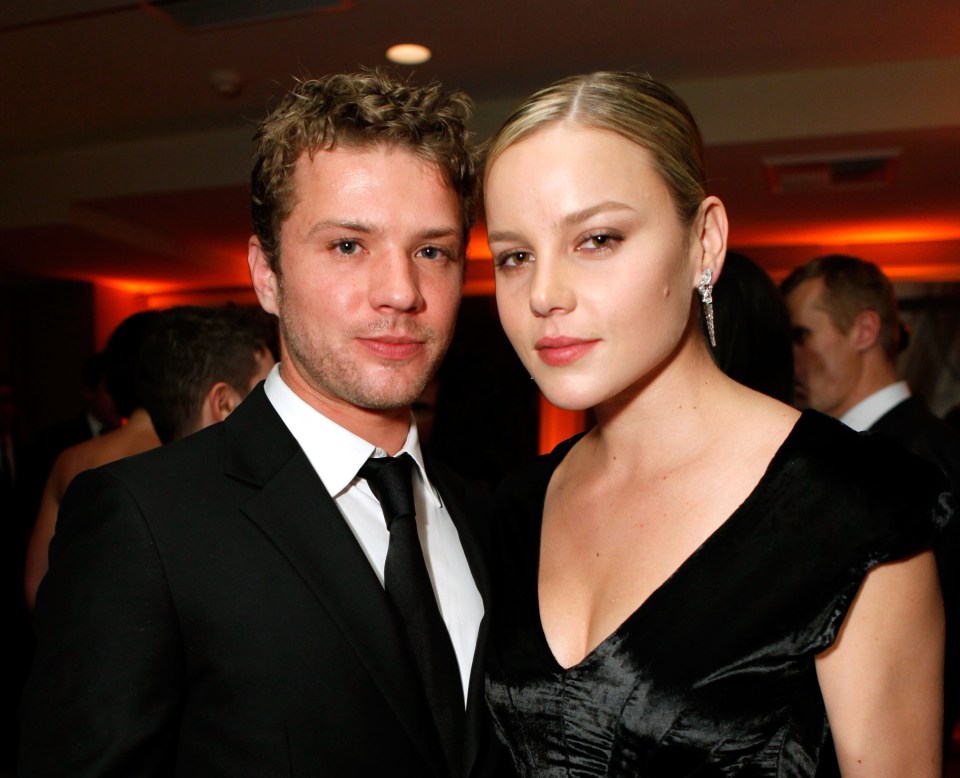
left=868, top=394, right=960, bottom=741
left=869, top=395, right=960, bottom=492
left=19, top=386, right=504, bottom=777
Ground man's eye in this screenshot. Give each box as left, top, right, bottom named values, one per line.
left=419, top=246, right=446, bottom=260
left=337, top=240, right=359, bottom=255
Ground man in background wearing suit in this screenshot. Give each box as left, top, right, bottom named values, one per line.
left=19, top=70, right=504, bottom=777
left=782, top=253, right=960, bottom=753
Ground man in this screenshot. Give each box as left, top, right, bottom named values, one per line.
left=136, top=305, right=275, bottom=444
left=782, top=253, right=960, bottom=746
left=781, top=254, right=960, bottom=487
left=20, top=71, right=502, bottom=777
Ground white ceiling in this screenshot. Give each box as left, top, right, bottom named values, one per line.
left=2, top=0, right=959, bottom=293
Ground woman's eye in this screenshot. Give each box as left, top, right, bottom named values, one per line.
left=582, top=233, right=619, bottom=251
left=496, top=251, right=533, bottom=269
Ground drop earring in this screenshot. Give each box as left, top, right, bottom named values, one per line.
left=698, top=268, right=716, bottom=348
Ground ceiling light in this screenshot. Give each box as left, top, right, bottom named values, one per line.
left=386, top=44, right=431, bottom=65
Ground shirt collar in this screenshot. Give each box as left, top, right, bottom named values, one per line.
left=840, top=380, right=911, bottom=432
left=262, top=364, right=440, bottom=505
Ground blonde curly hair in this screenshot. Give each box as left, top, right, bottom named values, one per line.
left=251, top=69, right=478, bottom=272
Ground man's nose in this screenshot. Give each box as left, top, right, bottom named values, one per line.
left=369, top=250, right=423, bottom=312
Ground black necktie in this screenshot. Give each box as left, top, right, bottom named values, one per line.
left=359, top=453, right=465, bottom=774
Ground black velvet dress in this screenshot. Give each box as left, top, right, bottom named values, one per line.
left=486, top=410, right=952, bottom=777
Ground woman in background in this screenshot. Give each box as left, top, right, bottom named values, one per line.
left=482, top=71, right=949, bottom=776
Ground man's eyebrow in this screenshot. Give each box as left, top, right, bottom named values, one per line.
left=303, top=219, right=378, bottom=239
left=302, top=222, right=460, bottom=243
left=418, top=226, right=461, bottom=241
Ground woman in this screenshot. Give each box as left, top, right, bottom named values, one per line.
left=482, top=71, right=950, bottom=776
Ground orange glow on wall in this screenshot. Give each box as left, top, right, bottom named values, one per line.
left=92, top=284, right=149, bottom=350
left=92, top=277, right=180, bottom=298
left=538, top=394, right=586, bottom=455
left=465, top=222, right=495, bottom=295
left=466, top=223, right=492, bottom=260
left=736, top=217, right=960, bottom=248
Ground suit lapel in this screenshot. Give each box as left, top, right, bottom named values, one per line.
left=223, top=388, right=449, bottom=777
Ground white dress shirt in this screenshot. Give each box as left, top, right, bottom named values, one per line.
left=840, top=380, right=911, bottom=432
left=263, top=364, right=483, bottom=702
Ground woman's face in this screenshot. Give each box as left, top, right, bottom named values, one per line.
left=485, top=123, right=703, bottom=412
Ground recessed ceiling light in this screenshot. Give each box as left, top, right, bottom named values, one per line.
left=386, top=44, right=431, bottom=65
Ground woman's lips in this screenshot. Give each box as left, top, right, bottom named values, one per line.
left=534, top=336, right=599, bottom=367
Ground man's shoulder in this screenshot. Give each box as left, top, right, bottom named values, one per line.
left=424, top=449, right=490, bottom=496
left=87, top=421, right=228, bottom=499
left=870, top=395, right=960, bottom=485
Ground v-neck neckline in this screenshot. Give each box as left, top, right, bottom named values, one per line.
left=535, top=411, right=810, bottom=673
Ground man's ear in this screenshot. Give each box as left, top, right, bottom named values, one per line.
left=693, top=195, right=729, bottom=286
left=851, top=309, right=882, bottom=351
left=200, top=382, right=241, bottom=430
left=248, top=237, right=280, bottom=316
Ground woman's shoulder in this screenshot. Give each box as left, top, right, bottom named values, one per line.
left=775, top=409, right=952, bottom=540
left=793, top=409, right=947, bottom=488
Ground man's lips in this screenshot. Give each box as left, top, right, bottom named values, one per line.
left=357, top=336, right=425, bottom=360
left=534, top=336, right=599, bottom=367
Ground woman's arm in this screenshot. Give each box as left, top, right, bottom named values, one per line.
left=23, top=450, right=73, bottom=609
left=816, top=550, right=943, bottom=777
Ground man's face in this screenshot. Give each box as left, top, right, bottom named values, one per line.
left=248, top=144, right=463, bottom=415
left=785, top=277, right=860, bottom=416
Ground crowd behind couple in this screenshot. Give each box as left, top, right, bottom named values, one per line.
left=11, top=67, right=960, bottom=777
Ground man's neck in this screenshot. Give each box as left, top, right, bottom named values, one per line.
left=278, top=364, right=411, bottom=455
left=833, top=354, right=899, bottom=419
left=840, top=380, right=910, bottom=432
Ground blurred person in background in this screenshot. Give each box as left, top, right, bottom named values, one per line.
left=34, top=352, right=122, bottom=478
left=23, top=310, right=162, bottom=609
left=782, top=253, right=960, bottom=752
left=136, top=305, right=275, bottom=444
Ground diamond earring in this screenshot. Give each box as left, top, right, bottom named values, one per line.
left=698, top=268, right=716, bottom=348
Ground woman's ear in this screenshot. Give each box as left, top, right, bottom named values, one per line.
left=694, top=195, right=729, bottom=285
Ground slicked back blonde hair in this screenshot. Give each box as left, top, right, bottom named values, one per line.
left=483, top=71, right=706, bottom=227
left=251, top=69, right=478, bottom=272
